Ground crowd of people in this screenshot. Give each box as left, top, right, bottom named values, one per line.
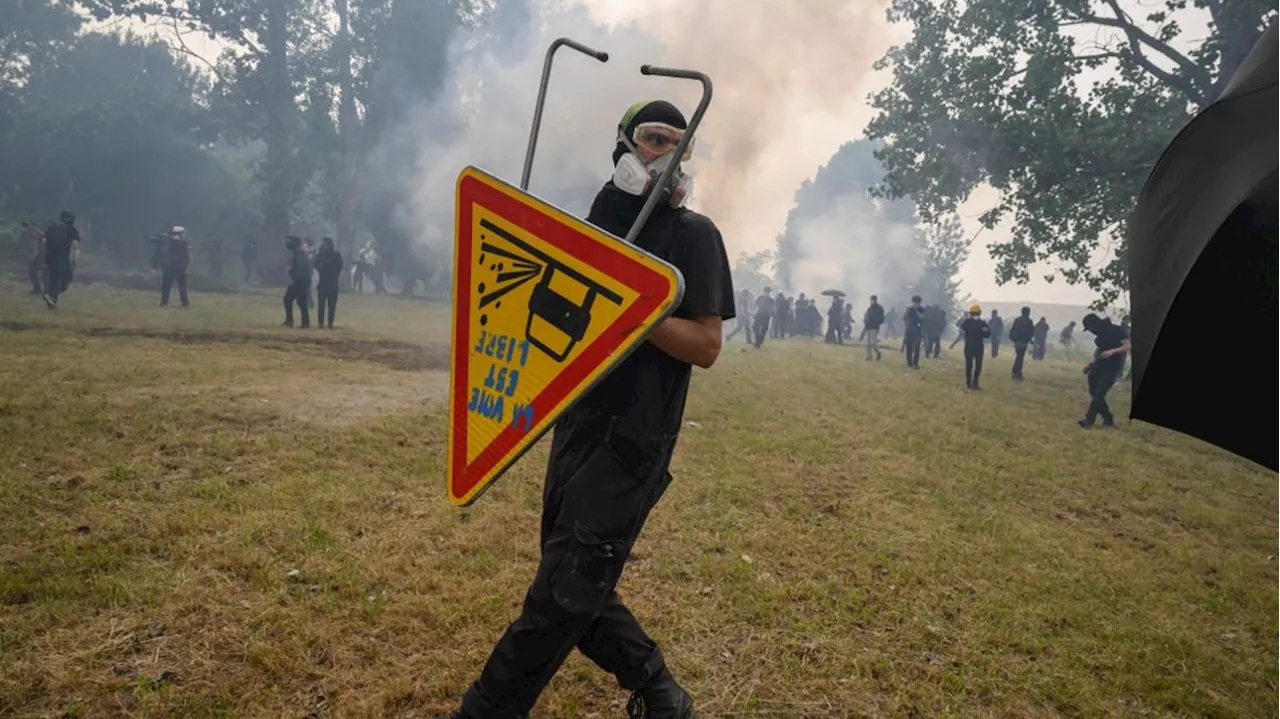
left=24, top=212, right=395, bottom=330
left=726, top=285, right=1131, bottom=425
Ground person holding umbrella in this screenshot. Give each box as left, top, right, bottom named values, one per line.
left=822, top=290, right=846, bottom=344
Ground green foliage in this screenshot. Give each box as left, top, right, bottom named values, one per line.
left=0, top=28, right=257, bottom=266
left=865, top=0, right=1275, bottom=307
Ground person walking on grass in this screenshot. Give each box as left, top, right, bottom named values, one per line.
left=959, top=304, right=991, bottom=390
left=1079, top=313, right=1130, bottom=429
left=725, top=287, right=753, bottom=344
left=1032, top=317, right=1050, bottom=360
left=159, top=226, right=192, bottom=308
left=314, top=237, right=344, bottom=329
left=1008, top=306, right=1035, bottom=381
left=282, top=235, right=312, bottom=328
left=753, top=287, right=774, bottom=349
left=41, top=211, right=79, bottom=310
left=903, top=295, right=925, bottom=368
left=988, top=309, right=1004, bottom=358
left=863, top=294, right=884, bottom=361
left=435, top=99, right=734, bottom=719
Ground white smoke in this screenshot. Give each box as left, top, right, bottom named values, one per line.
left=786, top=191, right=924, bottom=302
left=382, top=4, right=688, bottom=250
left=376, top=0, right=893, bottom=261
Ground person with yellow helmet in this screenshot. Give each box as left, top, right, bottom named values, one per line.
left=958, top=304, right=992, bottom=389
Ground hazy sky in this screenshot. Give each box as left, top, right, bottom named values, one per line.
left=132, top=0, right=1207, bottom=307
left=580, top=0, right=1102, bottom=306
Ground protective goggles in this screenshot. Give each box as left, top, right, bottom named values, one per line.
left=630, top=122, right=694, bottom=161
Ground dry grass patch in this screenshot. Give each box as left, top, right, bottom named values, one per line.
left=0, top=284, right=1274, bottom=718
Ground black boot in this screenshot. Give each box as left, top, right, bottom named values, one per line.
left=627, top=669, right=695, bottom=719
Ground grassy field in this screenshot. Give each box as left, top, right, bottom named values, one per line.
left=0, top=280, right=1274, bottom=719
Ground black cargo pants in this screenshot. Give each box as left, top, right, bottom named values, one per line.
left=462, top=416, right=675, bottom=719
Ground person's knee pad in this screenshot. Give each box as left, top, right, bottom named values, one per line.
left=550, top=523, right=626, bottom=618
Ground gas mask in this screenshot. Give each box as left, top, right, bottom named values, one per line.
left=612, top=123, right=694, bottom=208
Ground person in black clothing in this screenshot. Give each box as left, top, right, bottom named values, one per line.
left=922, top=304, right=946, bottom=358
left=314, top=237, right=344, bottom=329
left=42, top=211, right=80, bottom=309
left=902, top=295, right=925, bottom=368
left=988, top=309, right=1004, bottom=358
left=753, top=287, right=774, bottom=349
left=440, top=100, right=734, bottom=719
left=825, top=295, right=845, bottom=344
left=959, top=304, right=991, bottom=390
left=283, top=235, right=312, bottom=328
left=773, top=293, right=791, bottom=338
left=159, top=226, right=192, bottom=308
left=725, top=287, right=753, bottom=344
left=1079, top=313, right=1130, bottom=428
left=863, top=295, right=885, bottom=360
left=1008, top=306, right=1035, bottom=380
left=1032, top=317, right=1050, bottom=360
left=24, top=221, right=48, bottom=295
left=242, top=240, right=260, bottom=283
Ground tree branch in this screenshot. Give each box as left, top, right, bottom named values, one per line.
left=1069, top=0, right=1213, bottom=104
left=167, top=15, right=224, bottom=81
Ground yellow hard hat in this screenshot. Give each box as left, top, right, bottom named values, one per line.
left=969, top=304, right=982, bottom=314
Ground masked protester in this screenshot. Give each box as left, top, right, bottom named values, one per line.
left=41, top=211, right=80, bottom=309
left=959, top=304, right=991, bottom=390
left=283, top=235, right=312, bottom=328
left=439, top=99, right=734, bottom=719
left=159, top=226, right=192, bottom=308
left=314, top=237, right=344, bottom=329
left=1008, top=306, right=1035, bottom=380
left=1079, top=313, right=1130, bottom=428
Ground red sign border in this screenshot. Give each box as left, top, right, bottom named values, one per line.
left=449, top=169, right=682, bottom=504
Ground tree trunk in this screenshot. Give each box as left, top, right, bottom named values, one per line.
left=262, top=0, right=293, bottom=285
left=335, top=0, right=359, bottom=258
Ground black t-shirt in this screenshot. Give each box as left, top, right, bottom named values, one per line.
left=755, top=294, right=775, bottom=317
left=163, top=238, right=191, bottom=271
left=959, top=317, right=990, bottom=348
left=559, top=184, right=735, bottom=450
left=315, top=248, right=345, bottom=286
left=44, top=224, right=79, bottom=262
left=1093, top=321, right=1129, bottom=368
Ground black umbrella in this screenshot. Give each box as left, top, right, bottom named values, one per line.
left=820, top=289, right=846, bottom=297
left=1127, top=24, right=1278, bottom=470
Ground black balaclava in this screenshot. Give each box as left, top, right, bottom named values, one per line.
left=612, top=100, right=688, bottom=166
left=321, top=237, right=335, bottom=252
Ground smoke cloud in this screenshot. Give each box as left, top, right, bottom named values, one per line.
left=775, top=139, right=935, bottom=306
left=372, top=0, right=893, bottom=268
left=784, top=195, right=925, bottom=302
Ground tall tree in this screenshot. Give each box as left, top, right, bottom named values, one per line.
left=0, top=28, right=254, bottom=263
left=864, top=0, right=1276, bottom=306
left=80, top=0, right=326, bottom=278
